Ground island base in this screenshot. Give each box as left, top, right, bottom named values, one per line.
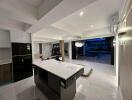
left=34, top=66, right=76, bottom=100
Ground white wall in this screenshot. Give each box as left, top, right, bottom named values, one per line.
left=32, top=43, right=40, bottom=60
left=114, top=34, right=119, bottom=87
left=68, top=41, right=72, bottom=60
left=10, top=31, right=31, bottom=43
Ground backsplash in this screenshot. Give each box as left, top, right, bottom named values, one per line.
left=0, top=48, right=12, bottom=60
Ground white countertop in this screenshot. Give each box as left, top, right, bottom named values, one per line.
left=33, top=59, right=84, bottom=80
left=0, top=59, right=12, bottom=65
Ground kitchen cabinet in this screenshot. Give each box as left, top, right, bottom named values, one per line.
left=33, top=60, right=84, bottom=100
left=12, top=55, right=33, bottom=82
left=0, top=63, right=12, bottom=85
left=12, top=43, right=33, bottom=82
left=0, top=30, right=11, bottom=48
left=10, top=31, right=31, bottom=43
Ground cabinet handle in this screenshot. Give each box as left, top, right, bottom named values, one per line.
left=22, top=59, right=24, bottom=62
left=61, top=81, right=65, bottom=88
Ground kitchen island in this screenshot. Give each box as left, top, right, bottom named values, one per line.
left=33, top=59, right=84, bottom=100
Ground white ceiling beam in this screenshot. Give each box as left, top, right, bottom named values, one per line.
left=49, top=26, right=76, bottom=36
left=63, top=28, right=114, bottom=41
left=33, top=39, right=57, bottom=43
left=26, top=0, right=97, bottom=33
left=0, top=0, right=38, bottom=25
left=35, top=26, right=72, bottom=37
left=33, top=36, right=57, bottom=42
left=81, top=27, right=114, bottom=38
left=51, top=25, right=83, bottom=36
left=34, top=34, right=62, bottom=40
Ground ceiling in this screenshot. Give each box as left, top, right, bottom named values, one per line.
left=0, top=0, right=63, bottom=32
left=22, top=0, right=43, bottom=8
left=0, top=0, right=122, bottom=42
left=52, top=0, right=120, bottom=35
left=34, top=0, right=121, bottom=42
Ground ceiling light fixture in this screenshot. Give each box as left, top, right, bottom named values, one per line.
left=75, top=42, right=84, bottom=47
left=90, top=25, right=94, bottom=28
left=79, top=11, right=84, bottom=16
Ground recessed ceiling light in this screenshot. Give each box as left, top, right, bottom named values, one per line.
left=124, top=19, right=127, bottom=22
left=79, top=11, right=84, bottom=16
left=90, top=25, right=94, bottom=28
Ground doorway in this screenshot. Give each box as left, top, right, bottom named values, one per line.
left=71, top=37, right=114, bottom=65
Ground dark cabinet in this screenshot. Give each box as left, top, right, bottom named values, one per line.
left=0, top=63, right=12, bottom=85
left=72, top=41, right=76, bottom=59
left=0, top=67, right=3, bottom=83
left=12, top=43, right=33, bottom=82
left=13, top=55, right=33, bottom=82
left=33, top=66, right=82, bottom=100
left=12, top=43, right=32, bottom=56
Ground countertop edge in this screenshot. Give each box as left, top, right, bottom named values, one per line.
left=0, top=59, right=12, bottom=65
left=32, top=63, right=84, bottom=81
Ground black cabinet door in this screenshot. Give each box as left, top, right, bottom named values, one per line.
left=13, top=55, right=33, bottom=82
left=13, top=56, right=23, bottom=72
left=23, top=55, right=32, bottom=72
left=12, top=43, right=32, bottom=56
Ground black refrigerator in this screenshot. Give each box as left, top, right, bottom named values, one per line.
left=12, top=43, right=33, bottom=82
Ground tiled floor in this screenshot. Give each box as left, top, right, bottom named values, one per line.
left=76, top=54, right=112, bottom=64
left=0, top=60, right=121, bottom=100
left=67, top=59, right=120, bottom=100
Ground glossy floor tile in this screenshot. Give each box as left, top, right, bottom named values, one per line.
left=67, top=59, right=120, bottom=100
left=0, top=60, right=121, bottom=100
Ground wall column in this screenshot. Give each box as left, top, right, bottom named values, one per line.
left=114, top=34, right=119, bottom=87
left=60, top=40, right=65, bottom=62
left=68, top=41, right=72, bottom=61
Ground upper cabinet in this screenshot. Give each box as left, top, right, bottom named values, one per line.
left=0, top=30, right=31, bottom=48
left=10, top=31, right=31, bottom=43
left=0, top=30, right=11, bottom=48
